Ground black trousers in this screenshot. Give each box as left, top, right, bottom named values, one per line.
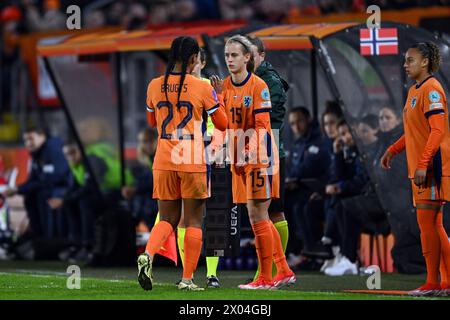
left=285, top=188, right=324, bottom=254
left=65, top=197, right=95, bottom=247
left=24, top=191, right=67, bottom=239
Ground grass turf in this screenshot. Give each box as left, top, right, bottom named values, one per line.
left=0, top=260, right=446, bottom=300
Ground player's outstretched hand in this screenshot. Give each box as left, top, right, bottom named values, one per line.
left=380, top=149, right=395, bottom=170
left=210, top=75, right=223, bottom=94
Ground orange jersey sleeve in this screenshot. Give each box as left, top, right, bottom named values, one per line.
left=388, top=134, right=405, bottom=155
left=416, top=83, right=447, bottom=170
left=422, top=84, right=446, bottom=119
left=146, top=80, right=157, bottom=127
left=253, top=81, right=272, bottom=120
left=417, top=114, right=446, bottom=170
left=209, top=94, right=228, bottom=131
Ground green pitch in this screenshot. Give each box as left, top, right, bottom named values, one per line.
left=0, top=260, right=446, bottom=300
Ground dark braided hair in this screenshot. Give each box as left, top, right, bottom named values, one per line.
left=163, top=36, right=200, bottom=102
left=199, top=47, right=206, bottom=64
left=411, top=42, right=441, bottom=74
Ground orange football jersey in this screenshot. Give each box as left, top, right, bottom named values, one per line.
left=403, top=76, right=450, bottom=179
left=222, top=72, right=275, bottom=169
left=146, top=73, right=221, bottom=172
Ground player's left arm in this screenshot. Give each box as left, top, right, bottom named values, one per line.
left=254, top=83, right=272, bottom=131
left=146, top=82, right=156, bottom=127
left=417, top=87, right=447, bottom=170
left=203, top=83, right=227, bottom=131
left=252, top=82, right=272, bottom=165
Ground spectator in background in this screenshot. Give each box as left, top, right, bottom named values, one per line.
left=121, top=128, right=158, bottom=229
left=1, top=5, right=25, bottom=112
left=313, top=101, right=344, bottom=271
left=323, top=114, right=391, bottom=276
left=77, top=117, right=134, bottom=205
left=173, top=0, right=198, bottom=22
left=48, top=142, right=99, bottom=263
left=285, top=106, right=330, bottom=270
left=194, top=0, right=221, bottom=20
left=22, top=0, right=66, bottom=32
left=321, top=101, right=343, bottom=156
left=84, top=10, right=106, bottom=29
left=372, top=105, right=405, bottom=197
left=357, top=114, right=379, bottom=147
left=372, top=105, right=415, bottom=272
left=123, top=2, right=148, bottom=30
left=147, top=1, right=170, bottom=26
left=218, top=0, right=256, bottom=21
left=253, top=0, right=290, bottom=22
left=357, top=113, right=380, bottom=165
left=3, top=126, right=71, bottom=240
left=106, top=2, right=126, bottom=26
left=323, top=119, right=371, bottom=276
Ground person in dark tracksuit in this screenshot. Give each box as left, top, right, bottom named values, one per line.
left=4, top=127, right=70, bottom=239
left=317, top=102, right=343, bottom=266
left=284, top=107, right=330, bottom=269
left=323, top=119, right=372, bottom=276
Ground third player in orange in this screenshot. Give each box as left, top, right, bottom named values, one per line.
left=381, top=42, right=450, bottom=297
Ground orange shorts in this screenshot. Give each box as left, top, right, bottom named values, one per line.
left=411, top=174, right=450, bottom=206
left=231, top=166, right=280, bottom=204
left=153, top=169, right=210, bottom=200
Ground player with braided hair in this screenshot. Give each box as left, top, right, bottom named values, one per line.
left=381, top=42, right=450, bottom=297
left=138, top=36, right=227, bottom=291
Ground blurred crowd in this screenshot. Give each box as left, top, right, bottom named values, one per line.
left=283, top=101, right=406, bottom=275
left=1, top=0, right=449, bottom=34
left=1, top=0, right=449, bottom=113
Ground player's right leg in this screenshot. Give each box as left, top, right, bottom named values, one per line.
left=238, top=197, right=275, bottom=290
left=177, top=198, right=205, bottom=291
left=176, top=171, right=210, bottom=291
left=138, top=170, right=182, bottom=291
left=408, top=200, right=442, bottom=297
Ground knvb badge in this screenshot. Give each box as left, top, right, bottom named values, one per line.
left=360, top=28, right=398, bottom=56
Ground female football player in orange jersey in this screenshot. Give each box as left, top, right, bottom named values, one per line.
left=381, top=42, right=450, bottom=297
left=210, top=35, right=295, bottom=290
left=137, top=36, right=227, bottom=291
left=176, top=48, right=222, bottom=288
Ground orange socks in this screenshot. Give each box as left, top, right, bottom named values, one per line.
left=269, top=221, right=291, bottom=275
left=252, top=220, right=273, bottom=282
left=440, top=253, right=449, bottom=287
left=436, top=211, right=450, bottom=286
left=182, top=227, right=203, bottom=280
left=417, top=208, right=442, bottom=285
left=145, top=221, right=173, bottom=257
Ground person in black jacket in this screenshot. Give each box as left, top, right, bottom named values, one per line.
left=323, top=119, right=370, bottom=276
left=372, top=106, right=419, bottom=274
left=3, top=126, right=71, bottom=239
left=284, top=107, right=330, bottom=268
left=313, top=102, right=344, bottom=267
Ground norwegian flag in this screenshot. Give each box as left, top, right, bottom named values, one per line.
left=360, top=28, right=398, bottom=56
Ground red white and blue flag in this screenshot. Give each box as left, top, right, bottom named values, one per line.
left=360, top=28, right=398, bottom=56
